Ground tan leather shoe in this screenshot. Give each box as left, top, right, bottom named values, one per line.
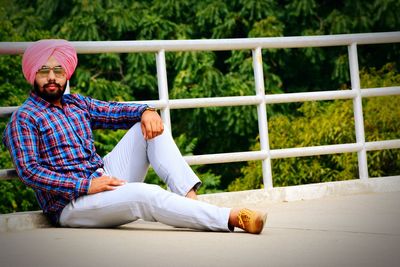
left=237, top=208, right=267, bottom=234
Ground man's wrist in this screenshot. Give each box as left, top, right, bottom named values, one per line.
left=142, top=106, right=157, bottom=116
left=144, top=106, right=157, bottom=112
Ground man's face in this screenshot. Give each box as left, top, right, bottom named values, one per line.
left=34, top=56, right=67, bottom=103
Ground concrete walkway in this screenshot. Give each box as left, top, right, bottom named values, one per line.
left=1, top=178, right=400, bottom=267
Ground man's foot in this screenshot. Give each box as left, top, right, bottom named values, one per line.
left=232, top=208, right=267, bottom=234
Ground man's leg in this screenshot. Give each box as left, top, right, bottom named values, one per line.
left=59, top=182, right=231, bottom=231
left=103, top=123, right=201, bottom=196
left=69, top=124, right=267, bottom=233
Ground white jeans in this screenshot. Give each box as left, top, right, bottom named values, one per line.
left=60, top=123, right=231, bottom=231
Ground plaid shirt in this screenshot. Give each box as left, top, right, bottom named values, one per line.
left=2, top=92, right=147, bottom=224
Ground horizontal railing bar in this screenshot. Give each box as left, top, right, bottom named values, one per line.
left=129, top=87, right=400, bottom=109
left=131, top=92, right=357, bottom=109
left=264, top=90, right=356, bottom=104
left=365, top=140, right=400, bottom=151
left=184, top=151, right=267, bottom=165
left=2, top=86, right=400, bottom=117
left=361, top=86, right=400, bottom=97
left=3, top=140, right=399, bottom=178
left=1, top=32, right=399, bottom=54
left=132, top=100, right=167, bottom=108
left=185, top=140, right=400, bottom=166
left=184, top=143, right=363, bottom=165
left=270, top=143, right=363, bottom=159
left=168, top=96, right=262, bottom=109
left=132, top=96, right=261, bottom=109
left=0, top=169, right=17, bottom=180
left=0, top=107, right=19, bottom=118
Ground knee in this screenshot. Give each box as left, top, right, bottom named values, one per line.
left=128, top=123, right=145, bottom=140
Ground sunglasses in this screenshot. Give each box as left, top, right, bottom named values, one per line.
left=36, top=66, right=66, bottom=78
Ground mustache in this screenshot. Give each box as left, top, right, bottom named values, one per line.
left=44, top=82, right=62, bottom=89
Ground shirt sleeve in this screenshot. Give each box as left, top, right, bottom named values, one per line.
left=3, top=114, right=90, bottom=200
left=80, top=95, right=148, bottom=129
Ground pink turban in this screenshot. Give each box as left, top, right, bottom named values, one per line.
left=22, top=39, right=78, bottom=85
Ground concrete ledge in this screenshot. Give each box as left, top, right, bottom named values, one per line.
left=1, top=176, right=399, bottom=232
left=199, top=176, right=400, bottom=207
left=0, top=210, right=51, bottom=232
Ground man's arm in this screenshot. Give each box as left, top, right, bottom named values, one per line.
left=81, top=95, right=164, bottom=139
left=3, top=116, right=90, bottom=200
left=82, top=96, right=147, bottom=129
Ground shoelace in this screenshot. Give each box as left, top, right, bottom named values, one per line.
left=237, top=209, right=252, bottom=228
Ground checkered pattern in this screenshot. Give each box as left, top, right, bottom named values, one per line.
left=3, top=92, right=147, bottom=224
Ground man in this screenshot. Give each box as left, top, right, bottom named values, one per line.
left=3, top=39, right=267, bottom=234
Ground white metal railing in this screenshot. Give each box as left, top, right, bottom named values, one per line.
left=1, top=32, right=400, bottom=188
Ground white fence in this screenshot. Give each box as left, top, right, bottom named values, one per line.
left=1, top=32, right=400, bottom=188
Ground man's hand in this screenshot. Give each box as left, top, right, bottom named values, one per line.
left=141, top=109, right=164, bottom=140
left=88, top=175, right=126, bottom=194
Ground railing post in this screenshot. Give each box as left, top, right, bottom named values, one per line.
left=252, top=47, right=273, bottom=189
left=156, top=49, right=171, bottom=132
left=348, top=43, right=369, bottom=180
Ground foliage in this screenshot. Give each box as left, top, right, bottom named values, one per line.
left=0, top=179, right=40, bottom=213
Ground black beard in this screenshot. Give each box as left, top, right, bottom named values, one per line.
left=33, top=81, right=66, bottom=103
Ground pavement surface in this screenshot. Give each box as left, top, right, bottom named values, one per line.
left=1, top=186, right=400, bottom=267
